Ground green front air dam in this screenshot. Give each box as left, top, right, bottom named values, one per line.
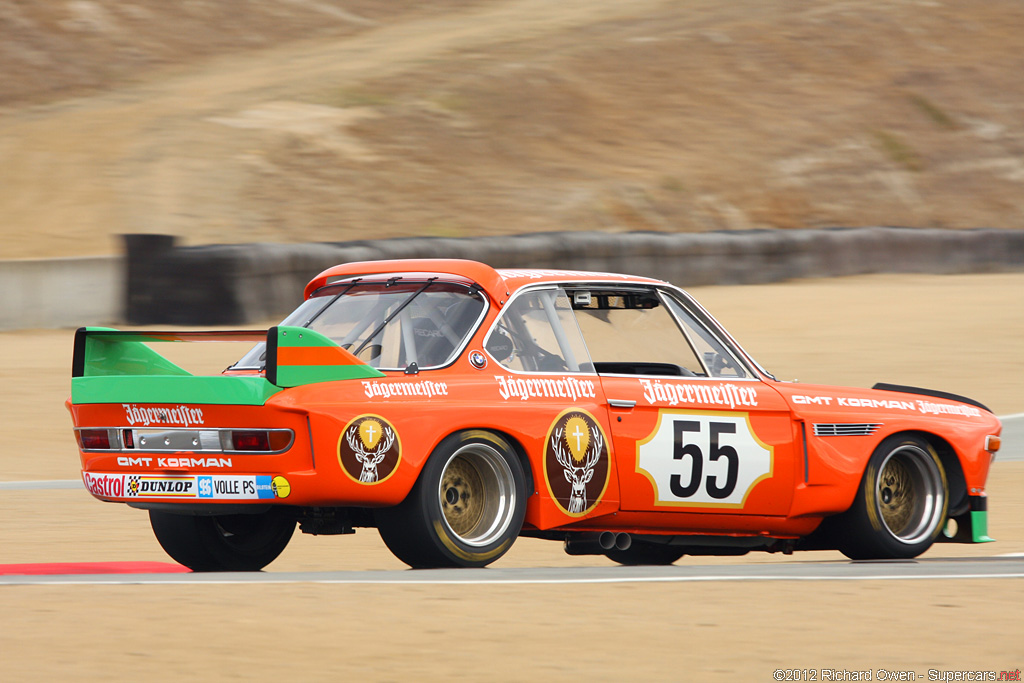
left=971, top=509, right=994, bottom=543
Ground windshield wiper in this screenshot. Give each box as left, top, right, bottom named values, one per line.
left=304, top=279, right=362, bottom=328
left=352, top=278, right=437, bottom=357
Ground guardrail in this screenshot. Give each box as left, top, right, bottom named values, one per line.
left=2, top=227, right=1022, bottom=329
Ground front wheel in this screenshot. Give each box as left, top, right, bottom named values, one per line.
left=835, top=434, right=948, bottom=560
left=149, top=509, right=295, bottom=571
left=376, top=430, right=527, bottom=568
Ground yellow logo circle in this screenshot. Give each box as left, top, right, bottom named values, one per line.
left=272, top=476, right=291, bottom=499
left=359, top=418, right=384, bottom=449
left=563, top=415, right=591, bottom=462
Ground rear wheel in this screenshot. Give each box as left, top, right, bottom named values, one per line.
left=376, top=430, right=526, bottom=568
left=835, top=434, right=948, bottom=560
left=149, top=509, right=295, bottom=571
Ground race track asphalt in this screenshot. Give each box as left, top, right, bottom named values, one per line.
left=2, top=554, right=1022, bottom=586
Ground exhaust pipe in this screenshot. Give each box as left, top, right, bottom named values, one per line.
left=564, top=531, right=631, bottom=556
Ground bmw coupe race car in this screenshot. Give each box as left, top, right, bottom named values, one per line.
left=70, top=259, right=1002, bottom=570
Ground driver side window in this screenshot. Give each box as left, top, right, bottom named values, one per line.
left=486, top=288, right=593, bottom=373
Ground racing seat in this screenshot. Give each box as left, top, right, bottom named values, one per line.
left=405, top=317, right=454, bottom=368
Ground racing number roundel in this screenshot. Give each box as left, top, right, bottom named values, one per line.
left=544, top=409, right=610, bottom=517
left=338, top=415, right=402, bottom=484
left=637, top=411, right=772, bottom=508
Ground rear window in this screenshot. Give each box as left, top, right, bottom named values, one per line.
left=233, top=279, right=486, bottom=371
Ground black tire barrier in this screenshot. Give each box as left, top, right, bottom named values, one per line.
left=122, top=227, right=1024, bottom=325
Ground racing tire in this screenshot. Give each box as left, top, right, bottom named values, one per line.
left=375, top=430, right=527, bottom=569
left=605, top=541, right=686, bottom=566
left=149, top=509, right=295, bottom=571
left=835, top=434, right=948, bottom=560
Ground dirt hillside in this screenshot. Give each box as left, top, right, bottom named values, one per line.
left=2, top=0, right=1023, bottom=259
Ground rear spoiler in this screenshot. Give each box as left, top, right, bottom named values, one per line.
left=265, top=326, right=385, bottom=386
left=73, top=326, right=383, bottom=390
left=72, top=328, right=266, bottom=379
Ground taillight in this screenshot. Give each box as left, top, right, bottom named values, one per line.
left=77, top=427, right=293, bottom=453
left=232, top=431, right=270, bottom=452
left=226, top=429, right=293, bottom=452
left=268, top=431, right=292, bottom=451
left=79, top=429, right=111, bottom=450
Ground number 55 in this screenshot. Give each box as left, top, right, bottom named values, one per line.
left=670, top=420, right=740, bottom=500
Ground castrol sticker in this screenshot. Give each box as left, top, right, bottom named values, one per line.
left=83, top=472, right=125, bottom=498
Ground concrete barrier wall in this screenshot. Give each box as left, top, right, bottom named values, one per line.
left=2, top=227, right=1023, bottom=329
left=0, top=256, right=123, bottom=331
left=124, top=227, right=1024, bottom=325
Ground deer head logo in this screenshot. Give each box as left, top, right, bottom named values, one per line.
left=339, top=416, right=400, bottom=484
left=549, top=412, right=607, bottom=515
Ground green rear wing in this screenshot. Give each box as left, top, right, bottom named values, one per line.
left=71, top=326, right=384, bottom=405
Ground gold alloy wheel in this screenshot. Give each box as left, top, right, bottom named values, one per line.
left=441, top=455, right=485, bottom=538
left=878, top=457, right=913, bottom=534
left=874, top=444, right=945, bottom=545
left=438, top=444, right=516, bottom=547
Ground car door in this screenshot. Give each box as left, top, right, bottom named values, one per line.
left=482, top=285, right=619, bottom=529
left=568, top=285, right=797, bottom=518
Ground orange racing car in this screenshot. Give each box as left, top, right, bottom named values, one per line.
left=69, top=259, right=1002, bottom=570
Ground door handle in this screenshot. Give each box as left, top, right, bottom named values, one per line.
left=608, top=399, right=636, bottom=409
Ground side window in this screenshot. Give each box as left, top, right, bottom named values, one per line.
left=486, top=288, right=593, bottom=373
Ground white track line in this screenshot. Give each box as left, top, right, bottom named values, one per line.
left=0, top=479, right=81, bottom=490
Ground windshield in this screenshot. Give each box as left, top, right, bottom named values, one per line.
left=568, top=286, right=752, bottom=379
left=233, top=279, right=487, bottom=371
